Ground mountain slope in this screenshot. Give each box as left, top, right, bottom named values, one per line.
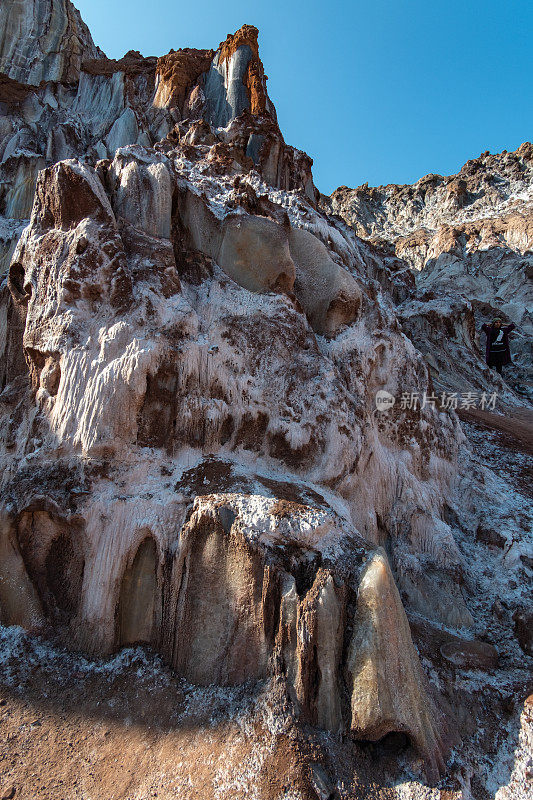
left=324, top=145, right=533, bottom=404
left=0, top=2, right=531, bottom=799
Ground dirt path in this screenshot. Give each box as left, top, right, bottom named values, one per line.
left=0, top=632, right=310, bottom=800
left=457, top=407, right=533, bottom=457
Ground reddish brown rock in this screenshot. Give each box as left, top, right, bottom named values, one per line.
left=81, top=50, right=157, bottom=78
left=0, top=72, right=33, bottom=105
left=35, top=160, right=115, bottom=231
left=153, top=48, right=214, bottom=110
left=218, top=25, right=269, bottom=116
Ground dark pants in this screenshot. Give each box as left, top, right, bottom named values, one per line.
left=488, top=349, right=506, bottom=375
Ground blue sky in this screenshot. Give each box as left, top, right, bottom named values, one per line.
left=75, top=0, right=532, bottom=194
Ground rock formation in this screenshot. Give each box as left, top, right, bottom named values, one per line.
left=0, top=2, right=531, bottom=798
left=325, top=145, right=533, bottom=404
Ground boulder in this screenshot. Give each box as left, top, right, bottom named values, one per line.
left=440, top=640, right=499, bottom=669
left=288, top=227, right=362, bottom=336
left=345, top=551, right=446, bottom=782
left=218, top=215, right=295, bottom=293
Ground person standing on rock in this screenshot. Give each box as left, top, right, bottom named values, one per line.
left=481, top=318, right=515, bottom=375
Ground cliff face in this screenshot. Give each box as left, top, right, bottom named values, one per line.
left=0, top=0, right=102, bottom=85
left=0, top=133, right=459, bottom=782
left=0, top=15, right=313, bottom=277
left=326, top=145, right=533, bottom=403
left=0, top=3, right=531, bottom=799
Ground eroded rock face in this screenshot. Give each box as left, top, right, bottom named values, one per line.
left=326, top=143, right=533, bottom=403
left=1, top=2, right=515, bottom=788
left=0, top=487, right=449, bottom=778
left=0, top=0, right=102, bottom=85
left=0, top=114, right=467, bottom=777
left=202, top=25, right=275, bottom=127
left=0, top=16, right=316, bottom=283
left=153, top=48, right=214, bottom=111
left=0, top=49, right=159, bottom=274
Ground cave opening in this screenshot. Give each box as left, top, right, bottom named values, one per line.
left=356, top=730, right=412, bottom=758
left=45, top=531, right=85, bottom=625
left=116, top=536, right=159, bottom=648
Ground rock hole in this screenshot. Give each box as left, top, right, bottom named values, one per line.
left=8, top=262, right=28, bottom=301
left=16, top=512, right=85, bottom=629
left=292, top=552, right=322, bottom=598
left=357, top=730, right=411, bottom=757
left=45, top=532, right=84, bottom=625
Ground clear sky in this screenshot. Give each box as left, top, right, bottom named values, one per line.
left=74, top=0, right=532, bottom=195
